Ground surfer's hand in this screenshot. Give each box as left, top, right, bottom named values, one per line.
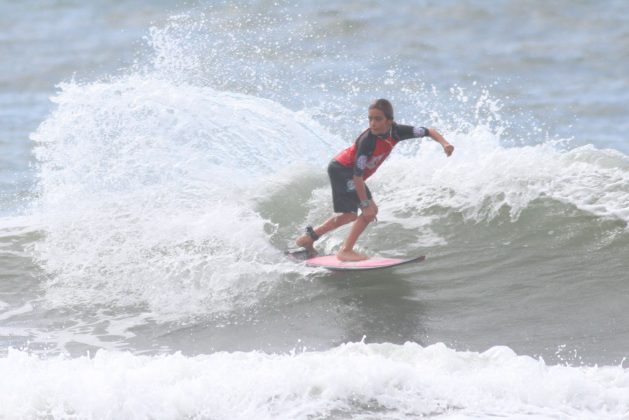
left=443, top=143, right=454, bottom=157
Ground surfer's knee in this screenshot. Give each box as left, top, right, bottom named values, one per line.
left=362, top=213, right=376, bottom=223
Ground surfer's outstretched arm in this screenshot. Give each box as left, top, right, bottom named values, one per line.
left=427, top=128, right=454, bottom=156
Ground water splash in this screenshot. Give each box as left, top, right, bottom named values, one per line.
left=30, top=75, right=339, bottom=317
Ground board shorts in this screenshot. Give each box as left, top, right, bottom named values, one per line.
left=327, top=160, right=372, bottom=214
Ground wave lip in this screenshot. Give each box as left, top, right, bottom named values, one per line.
left=1, top=342, right=628, bottom=419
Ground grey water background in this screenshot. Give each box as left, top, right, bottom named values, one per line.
left=1, top=0, right=628, bottom=367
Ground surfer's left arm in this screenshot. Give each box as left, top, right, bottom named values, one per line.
left=426, top=128, right=454, bottom=157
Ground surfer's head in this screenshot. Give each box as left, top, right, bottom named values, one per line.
left=368, top=99, right=394, bottom=135
left=369, top=99, right=394, bottom=120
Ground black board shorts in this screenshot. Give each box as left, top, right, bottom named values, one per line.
left=327, top=160, right=372, bottom=214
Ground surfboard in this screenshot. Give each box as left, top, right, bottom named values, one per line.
left=285, top=250, right=425, bottom=271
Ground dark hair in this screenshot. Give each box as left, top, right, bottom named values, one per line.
left=369, top=99, right=394, bottom=120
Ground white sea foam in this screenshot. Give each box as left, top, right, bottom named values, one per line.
left=1, top=342, right=628, bottom=419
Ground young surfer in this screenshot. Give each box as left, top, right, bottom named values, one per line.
left=295, top=99, right=454, bottom=262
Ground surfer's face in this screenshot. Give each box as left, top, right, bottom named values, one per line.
left=368, top=108, right=392, bottom=136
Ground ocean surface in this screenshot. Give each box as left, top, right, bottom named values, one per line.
left=1, top=1, right=629, bottom=418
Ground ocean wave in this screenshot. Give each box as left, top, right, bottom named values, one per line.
left=26, top=70, right=629, bottom=323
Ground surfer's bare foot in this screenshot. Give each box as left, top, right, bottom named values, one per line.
left=336, top=249, right=369, bottom=262
left=296, top=234, right=315, bottom=254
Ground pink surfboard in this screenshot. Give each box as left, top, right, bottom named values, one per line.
left=304, top=254, right=426, bottom=271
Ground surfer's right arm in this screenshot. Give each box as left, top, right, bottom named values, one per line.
left=352, top=175, right=377, bottom=221
left=353, top=137, right=377, bottom=221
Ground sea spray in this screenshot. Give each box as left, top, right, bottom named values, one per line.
left=30, top=76, right=340, bottom=317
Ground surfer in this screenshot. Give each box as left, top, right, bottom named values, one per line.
left=295, top=99, right=455, bottom=262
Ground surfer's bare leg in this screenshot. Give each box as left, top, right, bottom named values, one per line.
left=336, top=216, right=370, bottom=261
left=296, top=213, right=357, bottom=252
left=337, top=201, right=378, bottom=262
